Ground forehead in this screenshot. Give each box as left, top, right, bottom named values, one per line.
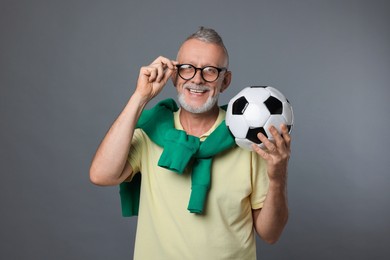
left=177, top=39, right=227, bottom=67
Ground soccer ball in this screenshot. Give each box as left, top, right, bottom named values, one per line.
left=225, top=86, right=294, bottom=151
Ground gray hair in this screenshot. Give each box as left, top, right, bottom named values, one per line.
left=185, top=26, right=229, bottom=67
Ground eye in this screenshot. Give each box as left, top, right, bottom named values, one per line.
left=179, top=64, right=194, bottom=72
left=180, top=64, right=192, bottom=69
left=203, top=67, right=218, bottom=75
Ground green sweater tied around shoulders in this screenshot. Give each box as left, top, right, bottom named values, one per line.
left=119, top=98, right=235, bottom=216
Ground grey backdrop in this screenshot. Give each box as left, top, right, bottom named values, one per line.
left=1, top=0, right=389, bottom=259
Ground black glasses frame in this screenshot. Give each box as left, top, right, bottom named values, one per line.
left=175, top=64, right=227, bottom=83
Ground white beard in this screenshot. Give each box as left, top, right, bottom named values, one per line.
left=177, top=84, right=219, bottom=114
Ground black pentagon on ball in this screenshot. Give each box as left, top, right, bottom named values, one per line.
left=246, top=127, right=268, bottom=144
left=264, top=96, right=283, bottom=114
left=232, top=96, right=249, bottom=115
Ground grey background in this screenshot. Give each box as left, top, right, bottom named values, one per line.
left=1, top=0, right=389, bottom=259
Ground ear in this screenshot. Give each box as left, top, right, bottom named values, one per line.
left=220, top=71, right=232, bottom=93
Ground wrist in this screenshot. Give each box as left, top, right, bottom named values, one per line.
left=268, top=175, right=287, bottom=190
left=131, top=91, right=150, bottom=106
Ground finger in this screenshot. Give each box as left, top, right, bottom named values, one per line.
left=251, top=143, right=270, bottom=160
left=155, top=64, right=165, bottom=83
left=151, top=57, right=178, bottom=74
left=152, top=61, right=173, bottom=83
left=141, top=57, right=178, bottom=87
left=164, top=59, right=178, bottom=70
left=269, top=125, right=286, bottom=150
left=165, top=59, right=179, bottom=70
left=280, top=124, right=291, bottom=148
left=152, top=56, right=174, bottom=69
left=155, top=61, right=176, bottom=84
left=151, top=56, right=169, bottom=64
left=170, top=60, right=179, bottom=67
left=139, top=66, right=152, bottom=82
left=148, top=67, right=158, bottom=82
left=257, top=132, right=277, bottom=153
left=161, top=67, right=175, bottom=83
left=267, top=125, right=291, bottom=154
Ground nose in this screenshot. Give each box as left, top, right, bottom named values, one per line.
left=191, top=68, right=205, bottom=84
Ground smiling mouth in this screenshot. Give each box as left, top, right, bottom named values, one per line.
left=185, top=85, right=210, bottom=95
left=189, top=88, right=207, bottom=94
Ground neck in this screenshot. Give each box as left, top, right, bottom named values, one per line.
left=179, top=105, right=220, bottom=137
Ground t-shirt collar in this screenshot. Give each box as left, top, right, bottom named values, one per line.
left=174, top=108, right=226, bottom=141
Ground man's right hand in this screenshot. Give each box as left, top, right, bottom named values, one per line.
left=135, top=56, right=178, bottom=102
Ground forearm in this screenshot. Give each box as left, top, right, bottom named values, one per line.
left=89, top=92, right=148, bottom=186
left=253, top=178, right=289, bottom=244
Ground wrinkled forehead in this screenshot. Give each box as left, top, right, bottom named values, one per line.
left=177, top=39, right=229, bottom=68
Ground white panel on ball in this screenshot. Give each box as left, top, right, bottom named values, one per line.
left=263, top=115, right=287, bottom=137
left=244, top=87, right=270, bottom=103
left=282, top=102, right=294, bottom=125
left=267, top=86, right=287, bottom=102
left=243, top=103, right=270, bottom=127
left=226, top=115, right=249, bottom=139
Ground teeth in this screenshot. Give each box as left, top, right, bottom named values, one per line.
left=189, top=89, right=205, bottom=93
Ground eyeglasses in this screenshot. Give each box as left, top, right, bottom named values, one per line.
left=175, top=64, right=227, bottom=83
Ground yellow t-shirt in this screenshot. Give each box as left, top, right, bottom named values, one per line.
left=128, top=108, right=269, bottom=260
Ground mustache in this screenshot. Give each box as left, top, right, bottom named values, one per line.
left=183, top=84, right=211, bottom=91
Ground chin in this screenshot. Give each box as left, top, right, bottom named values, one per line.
left=178, top=93, right=219, bottom=114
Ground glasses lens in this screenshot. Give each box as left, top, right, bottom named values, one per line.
left=202, top=67, right=219, bottom=82
left=178, top=64, right=195, bottom=80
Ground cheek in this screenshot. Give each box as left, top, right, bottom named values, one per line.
left=174, top=79, right=185, bottom=91
left=212, top=83, right=224, bottom=95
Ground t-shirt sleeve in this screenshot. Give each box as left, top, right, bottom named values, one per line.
left=250, top=152, right=269, bottom=210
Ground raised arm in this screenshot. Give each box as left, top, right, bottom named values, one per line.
left=89, top=56, right=177, bottom=186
